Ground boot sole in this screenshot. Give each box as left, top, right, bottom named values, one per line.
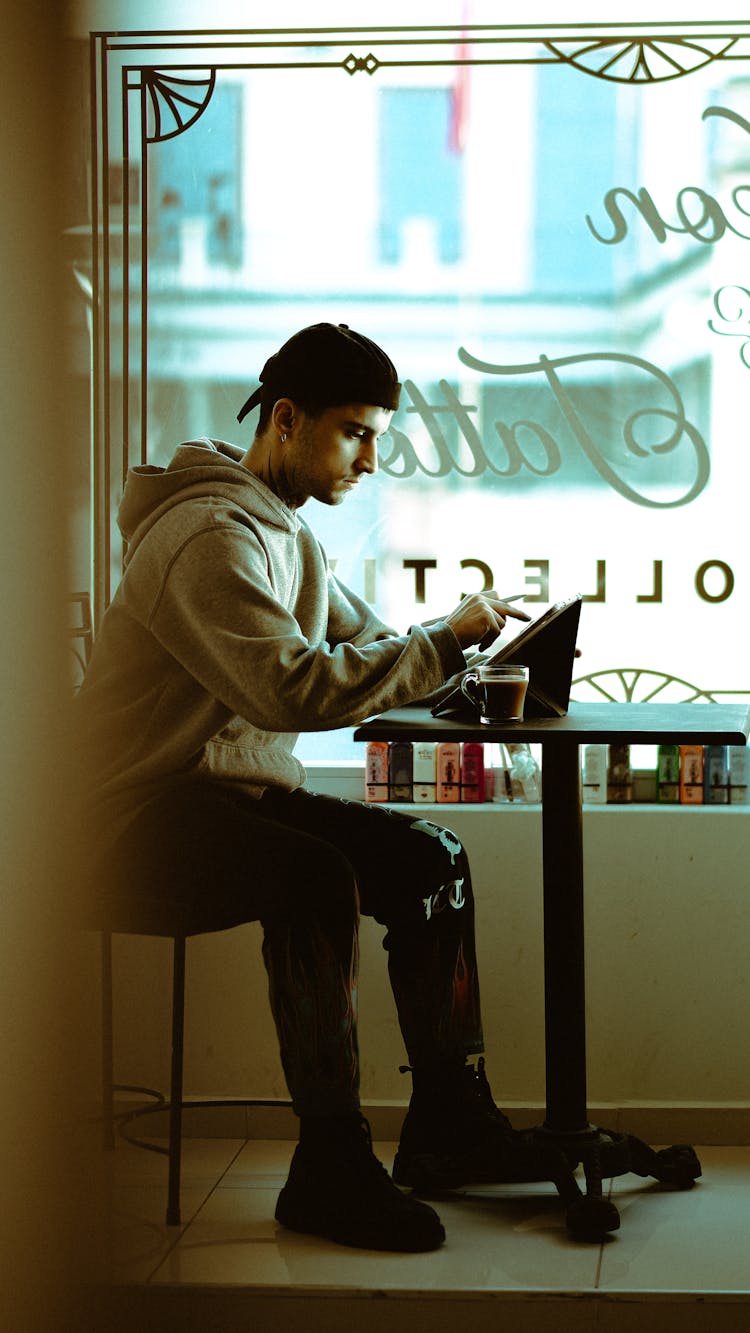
left=275, top=1184, right=446, bottom=1253
left=393, top=1149, right=557, bottom=1192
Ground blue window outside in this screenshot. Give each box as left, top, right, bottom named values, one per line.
left=150, top=82, right=242, bottom=266
left=378, top=87, right=464, bottom=264
left=533, top=66, right=622, bottom=294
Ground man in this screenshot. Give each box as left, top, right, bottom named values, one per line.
left=78, top=322, right=536, bottom=1254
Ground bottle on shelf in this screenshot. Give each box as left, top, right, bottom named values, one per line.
left=607, top=744, right=633, bottom=803
left=582, top=744, right=607, bottom=804
left=506, top=742, right=541, bottom=803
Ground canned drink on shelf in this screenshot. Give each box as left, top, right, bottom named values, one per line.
left=657, top=744, right=680, bottom=803
left=365, top=741, right=389, bottom=802
left=729, top=745, right=749, bottom=804
left=460, top=742, right=485, bottom=802
left=704, top=745, right=729, bottom=804
left=679, top=745, right=704, bottom=805
left=412, top=741, right=437, bottom=803
left=388, top=741, right=413, bottom=803
left=582, top=744, right=607, bottom=804
left=436, top=742, right=461, bottom=803
left=607, top=744, right=633, bottom=803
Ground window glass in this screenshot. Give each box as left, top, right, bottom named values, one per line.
left=379, top=88, right=464, bottom=264
left=78, top=26, right=750, bottom=762
left=150, top=83, right=242, bottom=267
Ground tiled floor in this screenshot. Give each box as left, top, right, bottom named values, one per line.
left=95, top=1137, right=750, bottom=1333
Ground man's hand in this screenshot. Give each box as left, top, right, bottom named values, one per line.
left=444, top=592, right=532, bottom=651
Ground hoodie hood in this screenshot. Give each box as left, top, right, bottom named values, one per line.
left=118, top=437, right=298, bottom=561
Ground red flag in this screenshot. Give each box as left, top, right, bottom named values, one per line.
left=448, top=2, right=471, bottom=154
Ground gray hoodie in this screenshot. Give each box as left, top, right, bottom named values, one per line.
left=77, top=438, right=464, bottom=854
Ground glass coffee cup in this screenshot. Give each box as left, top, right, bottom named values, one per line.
left=460, top=664, right=529, bottom=723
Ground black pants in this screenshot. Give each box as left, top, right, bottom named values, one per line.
left=107, top=783, right=484, bottom=1116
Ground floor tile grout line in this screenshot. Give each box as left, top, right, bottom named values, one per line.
left=592, top=1178, right=614, bottom=1289
left=114, top=1142, right=750, bottom=1293
left=145, top=1136, right=253, bottom=1283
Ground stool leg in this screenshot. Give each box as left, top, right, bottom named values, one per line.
left=166, top=935, right=186, bottom=1226
left=101, top=932, right=115, bottom=1150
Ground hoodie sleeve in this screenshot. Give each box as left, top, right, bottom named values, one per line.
left=146, top=523, right=465, bottom=732
left=325, top=567, right=465, bottom=685
left=326, top=568, right=397, bottom=647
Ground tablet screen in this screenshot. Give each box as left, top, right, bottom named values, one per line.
left=488, top=594, right=582, bottom=665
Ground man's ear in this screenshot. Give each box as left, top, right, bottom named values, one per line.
left=271, top=398, right=296, bottom=440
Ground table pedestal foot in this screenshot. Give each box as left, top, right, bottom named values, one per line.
left=529, top=1122, right=701, bottom=1240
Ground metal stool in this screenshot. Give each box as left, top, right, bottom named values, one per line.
left=99, top=894, right=291, bottom=1226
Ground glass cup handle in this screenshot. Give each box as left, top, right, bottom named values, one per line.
left=460, top=672, right=481, bottom=709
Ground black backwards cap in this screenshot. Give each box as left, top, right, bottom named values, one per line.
left=236, top=322, right=401, bottom=424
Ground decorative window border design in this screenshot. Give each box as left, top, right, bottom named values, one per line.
left=87, top=21, right=750, bottom=711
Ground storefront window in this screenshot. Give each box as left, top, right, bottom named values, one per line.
left=74, top=21, right=750, bottom=761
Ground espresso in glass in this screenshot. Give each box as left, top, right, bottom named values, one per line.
left=461, top=664, right=529, bottom=723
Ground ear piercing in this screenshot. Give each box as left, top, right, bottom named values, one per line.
left=281, top=434, right=287, bottom=443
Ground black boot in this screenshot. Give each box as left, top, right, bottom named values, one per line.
left=393, top=1057, right=563, bottom=1191
left=275, top=1112, right=445, bottom=1251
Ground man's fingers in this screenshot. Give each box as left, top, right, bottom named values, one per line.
left=444, top=590, right=532, bottom=648
left=473, top=593, right=532, bottom=651
left=490, top=593, right=532, bottom=624
left=477, top=606, right=507, bottom=651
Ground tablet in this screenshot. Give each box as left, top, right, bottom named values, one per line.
left=432, top=594, right=583, bottom=719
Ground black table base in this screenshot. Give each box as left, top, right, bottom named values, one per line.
left=404, top=1118, right=701, bottom=1241
left=536, top=739, right=701, bottom=1239
left=354, top=704, right=750, bottom=1241
left=529, top=1121, right=701, bottom=1240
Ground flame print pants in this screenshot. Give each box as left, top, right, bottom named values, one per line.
left=105, top=782, right=484, bottom=1117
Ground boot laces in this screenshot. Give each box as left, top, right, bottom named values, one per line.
left=338, top=1115, right=395, bottom=1186
left=467, top=1057, right=514, bottom=1131
left=400, top=1058, right=514, bottom=1132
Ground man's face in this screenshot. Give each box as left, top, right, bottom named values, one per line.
left=285, top=402, right=393, bottom=508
